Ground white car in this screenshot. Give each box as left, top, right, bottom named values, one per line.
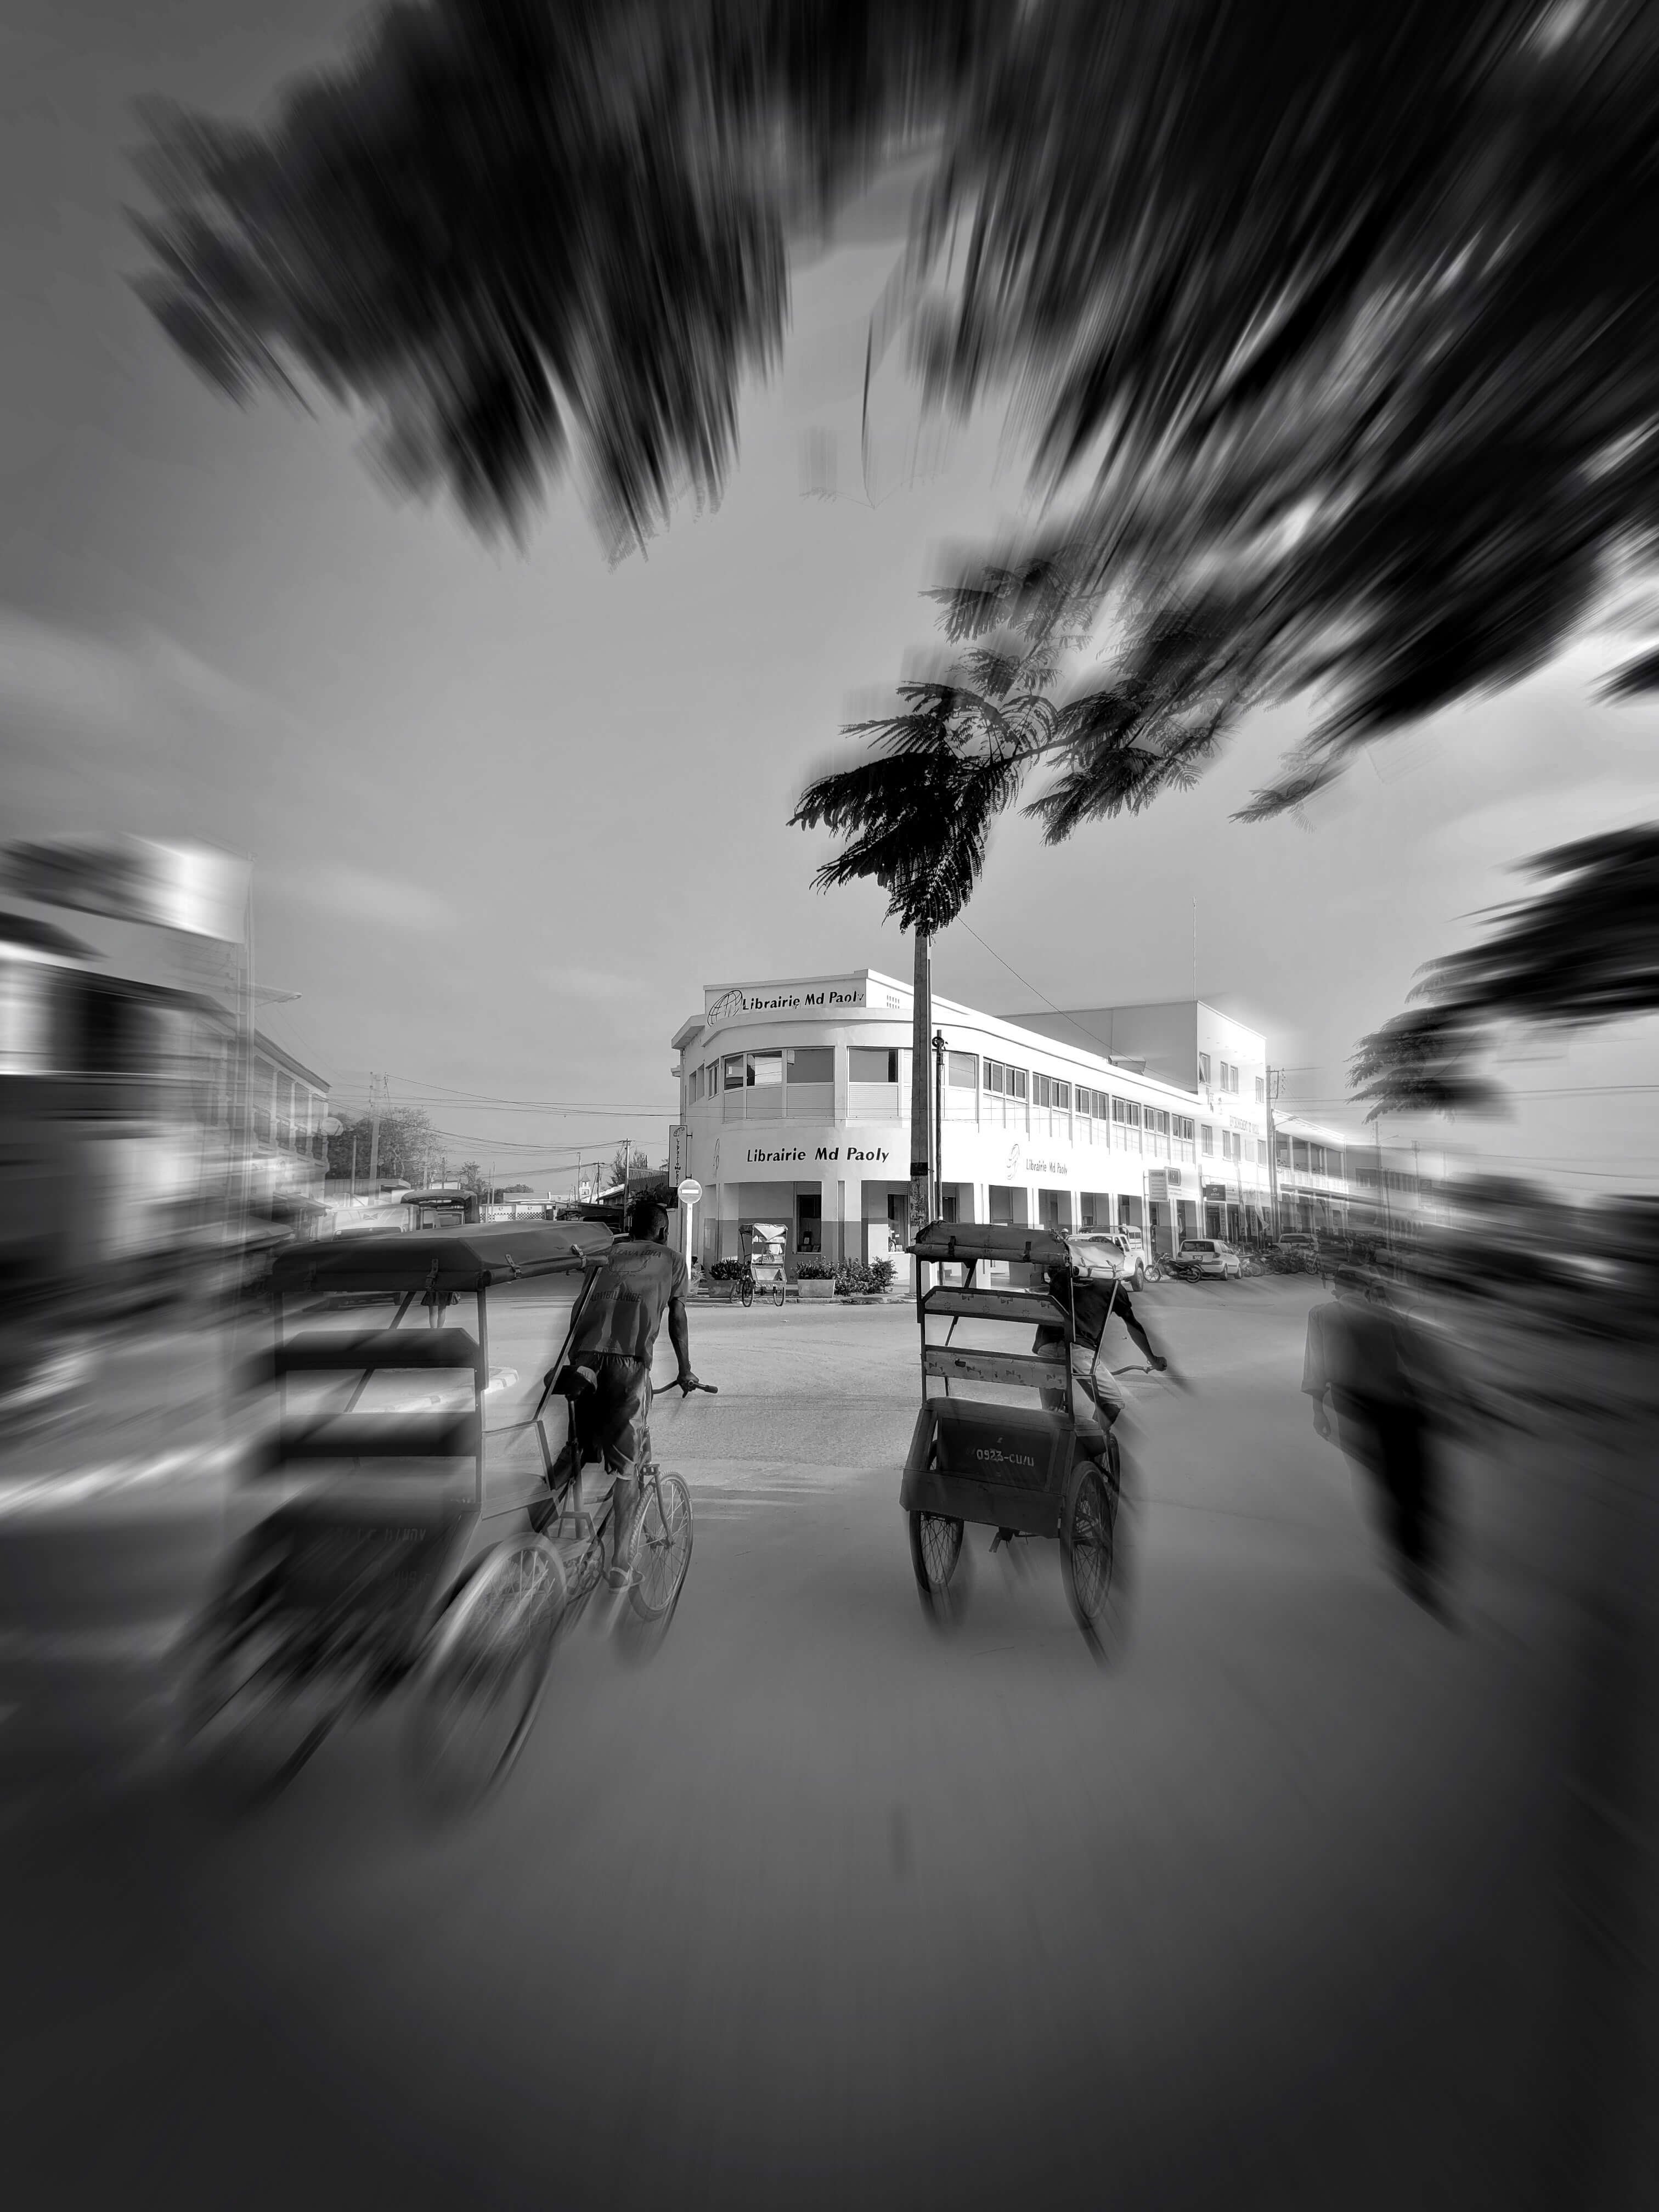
left=1176, top=1237, right=1243, bottom=1280
left=1066, top=1230, right=1148, bottom=1290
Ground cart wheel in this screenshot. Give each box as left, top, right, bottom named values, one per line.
left=907, top=1511, right=965, bottom=1624
left=771, top=1279, right=786, bottom=1307
left=629, top=1472, right=693, bottom=1623
left=740, top=1275, right=755, bottom=1308
left=1060, top=1462, right=1118, bottom=1652
left=406, top=1536, right=566, bottom=1817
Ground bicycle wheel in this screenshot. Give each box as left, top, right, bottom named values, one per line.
left=907, top=1510, right=964, bottom=1623
left=740, top=1274, right=754, bottom=1308
left=407, top=1536, right=565, bottom=1815
left=1060, top=1462, right=1117, bottom=1649
left=629, top=1472, right=693, bottom=1622
left=771, top=1279, right=786, bottom=1307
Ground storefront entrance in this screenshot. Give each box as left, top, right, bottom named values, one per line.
left=795, top=1190, right=822, bottom=1256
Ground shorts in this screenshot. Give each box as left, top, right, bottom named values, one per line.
left=1039, top=1342, right=1124, bottom=1425
left=563, top=1353, right=653, bottom=1476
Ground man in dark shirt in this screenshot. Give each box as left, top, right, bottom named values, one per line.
left=547, top=1195, right=697, bottom=1587
left=1038, top=1256, right=1169, bottom=1427
left=1304, top=1265, right=1454, bottom=1609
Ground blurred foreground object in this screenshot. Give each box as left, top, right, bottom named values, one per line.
left=1302, top=1268, right=1458, bottom=1613
left=0, top=839, right=321, bottom=1437
left=4, top=837, right=250, bottom=945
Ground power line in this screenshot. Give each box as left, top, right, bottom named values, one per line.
left=953, top=923, right=1122, bottom=1056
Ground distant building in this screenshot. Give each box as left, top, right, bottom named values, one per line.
left=0, top=907, right=327, bottom=1286
left=668, top=971, right=1444, bottom=1276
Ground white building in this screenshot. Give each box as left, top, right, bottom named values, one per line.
left=1272, top=1111, right=1448, bottom=1244
left=669, top=972, right=1279, bottom=1282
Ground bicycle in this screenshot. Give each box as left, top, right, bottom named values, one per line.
left=527, top=1373, right=707, bottom=1615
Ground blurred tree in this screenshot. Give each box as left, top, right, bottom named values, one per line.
left=1351, top=826, right=1659, bottom=1116
left=457, top=1160, right=490, bottom=1197
left=325, top=1104, right=438, bottom=1183
left=134, top=0, right=1659, bottom=815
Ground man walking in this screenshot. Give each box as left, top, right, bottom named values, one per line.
left=1303, top=1265, right=1454, bottom=1612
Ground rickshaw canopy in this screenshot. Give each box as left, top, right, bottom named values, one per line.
left=270, top=1220, right=612, bottom=1296
left=909, top=1221, right=1073, bottom=1269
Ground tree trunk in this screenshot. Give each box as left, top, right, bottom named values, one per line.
left=910, top=928, right=932, bottom=1294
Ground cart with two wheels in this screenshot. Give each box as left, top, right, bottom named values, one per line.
left=900, top=1222, right=1126, bottom=1649
left=175, top=1218, right=614, bottom=1812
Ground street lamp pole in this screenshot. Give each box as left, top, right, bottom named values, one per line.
left=932, top=1030, right=946, bottom=1223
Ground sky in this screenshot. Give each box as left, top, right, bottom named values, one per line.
left=5, top=0, right=1658, bottom=1200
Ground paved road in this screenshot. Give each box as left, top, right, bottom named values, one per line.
left=2, top=1280, right=1652, bottom=2209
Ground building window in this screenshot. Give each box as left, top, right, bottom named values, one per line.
left=849, top=1047, right=898, bottom=1082
left=1009, top=1066, right=1028, bottom=1101
left=723, top=1055, right=746, bottom=1090
left=1146, top=1107, right=1169, bottom=1136
left=1257, top=1139, right=1268, bottom=1165
left=947, top=1051, right=978, bottom=1088
left=984, top=1059, right=1006, bottom=1093
left=1201, top=1124, right=1215, bottom=1155
left=1111, top=1096, right=1141, bottom=1127
left=1173, top=1115, right=1194, bottom=1142
left=1198, top=1052, right=1211, bottom=1086
left=1255, top=1075, right=1265, bottom=1103
left=1034, top=1074, right=1052, bottom=1108
left=786, top=1046, right=834, bottom=1084
left=749, top=1049, right=783, bottom=1087
left=1053, top=1081, right=1071, bottom=1112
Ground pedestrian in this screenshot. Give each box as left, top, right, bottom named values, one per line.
left=1302, top=1265, right=1457, bottom=1613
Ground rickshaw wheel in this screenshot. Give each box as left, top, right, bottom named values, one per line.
left=406, top=1536, right=566, bottom=1818
left=174, top=1614, right=339, bottom=1808
left=1060, top=1463, right=1118, bottom=1650
left=740, top=1276, right=755, bottom=1308
left=771, top=1280, right=786, bottom=1307
left=907, top=1511, right=965, bottom=1623
left=629, top=1472, right=693, bottom=1623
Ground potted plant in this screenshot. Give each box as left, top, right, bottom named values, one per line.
left=795, top=1254, right=837, bottom=1302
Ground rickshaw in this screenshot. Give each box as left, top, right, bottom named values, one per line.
left=174, top=1217, right=694, bottom=1812
left=748, top=1221, right=791, bottom=1307
left=899, top=1222, right=1127, bottom=1647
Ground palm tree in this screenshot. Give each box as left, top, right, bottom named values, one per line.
left=134, top=2, right=1659, bottom=979
left=1351, top=826, right=1659, bottom=1118
left=131, top=2, right=1659, bottom=741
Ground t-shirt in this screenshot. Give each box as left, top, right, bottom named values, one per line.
left=1303, top=1296, right=1442, bottom=1410
left=568, top=1239, right=689, bottom=1367
left=1039, top=1264, right=1138, bottom=1350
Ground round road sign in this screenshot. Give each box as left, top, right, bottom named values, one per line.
left=677, top=1177, right=703, bottom=1205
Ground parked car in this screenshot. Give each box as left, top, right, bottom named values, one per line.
left=1066, top=1229, right=1148, bottom=1290
left=1176, top=1237, right=1243, bottom=1280
left=1274, top=1231, right=1321, bottom=1273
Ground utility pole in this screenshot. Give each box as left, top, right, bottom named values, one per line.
left=349, top=1133, right=358, bottom=1200
left=932, top=1030, right=946, bottom=1224
left=1265, top=1066, right=1282, bottom=1238
left=367, top=1071, right=383, bottom=1191
left=909, top=928, right=933, bottom=1293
